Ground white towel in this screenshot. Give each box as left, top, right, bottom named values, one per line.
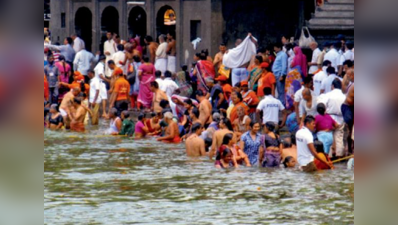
left=222, top=35, right=257, bottom=68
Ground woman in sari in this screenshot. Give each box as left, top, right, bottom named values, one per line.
left=55, top=55, right=71, bottom=102
left=247, top=55, right=263, bottom=92
left=175, top=65, right=193, bottom=97
left=171, top=95, right=199, bottom=123
left=137, top=56, right=156, bottom=110
left=193, top=52, right=216, bottom=95
left=290, top=46, right=308, bottom=78
left=284, top=66, right=303, bottom=110
left=229, top=91, right=249, bottom=123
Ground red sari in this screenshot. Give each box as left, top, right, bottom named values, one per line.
left=196, top=60, right=216, bottom=94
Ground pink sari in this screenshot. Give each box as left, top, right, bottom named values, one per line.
left=292, top=47, right=308, bottom=77
left=196, top=60, right=216, bottom=93
left=137, top=63, right=156, bottom=108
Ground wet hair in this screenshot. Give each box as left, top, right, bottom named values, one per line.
left=143, top=56, right=150, bottom=63
left=304, top=115, right=316, bottom=125
left=332, top=78, right=342, bottom=90
left=155, top=70, right=162, bottom=78
left=322, top=60, right=332, bottom=67
left=317, top=103, right=326, bottom=115
left=150, top=81, right=159, bottom=89
left=191, top=107, right=200, bottom=118
left=222, top=133, right=233, bottom=145
left=73, top=97, right=82, bottom=105
left=159, top=100, right=169, bottom=109
left=265, top=122, right=276, bottom=133
left=281, top=135, right=292, bottom=148
left=133, top=55, right=141, bottom=63
left=66, top=37, right=73, bottom=45
left=314, top=140, right=325, bottom=153
left=283, top=156, right=294, bottom=168
left=196, top=90, right=205, bottom=97
left=138, top=113, right=145, bottom=121
left=326, top=66, right=336, bottom=74
left=145, top=35, right=153, bottom=42
left=204, top=138, right=212, bottom=151
left=107, top=60, right=115, bottom=66
left=117, top=44, right=124, bottom=51
left=191, top=123, right=202, bottom=133
left=255, top=55, right=263, bottom=64
left=164, top=71, right=172, bottom=78
left=221, top=118, right=233, bottom=131
left=263, top=87, right=272, bottom=96
left=343, top=60, right=354, bottom=68
left=150, top=112, right=157, bottom=118
left=303, top=76, right=313, bottom=85
left=216, top=147, right=232, bottom=161
left=184, top=99, right=193, bottom=106
left=122, top=110, right=130, bottom=118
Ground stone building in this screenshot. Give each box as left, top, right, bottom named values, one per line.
left=49, top=0, right=353, bottom=67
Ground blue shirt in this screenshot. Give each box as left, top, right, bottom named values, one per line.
left=241, top=132, right=263, bottom=166
left=45, top=44, right=75, bottom=62
left=272, top=51, right=288, bottom=78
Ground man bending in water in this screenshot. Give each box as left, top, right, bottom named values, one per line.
left=157, top=112, right=181, bottom=143
left=185, top=123, right=207, bottom=157
left=70, top=97, right=87, bottom=133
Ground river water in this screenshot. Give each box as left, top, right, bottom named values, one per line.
left=44, top=121, right=354, bottom=224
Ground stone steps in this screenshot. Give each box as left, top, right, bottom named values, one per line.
left=320, top=4, right=354, bottom=11
left=308, top=25, right=354, bottom=30
left=327, top=0, right=355, bottom=4
left=308, top=0, right=354, bottom=31
left=314, top=11, right=354, bottom=18
left=309, top=18, right=354, bottom=26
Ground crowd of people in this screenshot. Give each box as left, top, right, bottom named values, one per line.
left=44, top=30, right=354, bottom=172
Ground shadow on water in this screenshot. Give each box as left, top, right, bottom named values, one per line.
left=44, top=122, right=354, bottom=224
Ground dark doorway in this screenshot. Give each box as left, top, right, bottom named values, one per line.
left=156, top=5, right=176, bottom=38
left=128, top=6, right=147, bottom=39
left=75, top=7, right=92, bottom=51
left=101, top=6, right=119, bottom=53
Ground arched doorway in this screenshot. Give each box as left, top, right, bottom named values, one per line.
left=101, top=6, right=119, bottom=53
left=128, top=6, right=147, bottom=39
left=75, top=7, right=92, bottom=51
left=156, top=5, right=176, bottom=38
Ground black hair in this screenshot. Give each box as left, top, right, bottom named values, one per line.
left=343, top=60, right=354, bottom=68
left=326, top=66, right=336, bottom=74
left=155, top=70, right=162, bottom=78
left=145, top=35, right=153, bottom=42
left=322, top=60, right=332, bottom=67
left=117, top=44, right=124, bottom=51
left=167, top=31, right=176, bottom=39
left=164, top=71, right=172, bottom=78
left=138, top=113, right=145, bottom=121
left=150, top=81, right=159, bottom=89
left=304, top=115, right=316, bottom=125
left=274, top=42, right=283, bottom=49
left=201, top=49, right=209, bottom=57
left=184, top=99, right=193, bottom=106
left=191, top=107, right=200, bottom=118
left=195, top=53, right=201, bottom=59
left=222, top=133, right=233, bottom=145
left=291, top=133, right=296, bottom=145
left=234, top=82, right=241, bottom=88
left=265, top=122, right=276, bottom=133
left=332, top=78, right=342, bottom=90
left=220, top=43, right=226, bottom=47
left=346, top=42, right=354, bottom=50
left=58, top=55, right=65, bottom=61
left=332, top=41, right=341, bottom=49
left=255, top=55, right=263, bottom=64
left=285, top=43, right=294, bottom=52
left=73, top=97, right=82, bottom=105
left=143, top=56, right=150, bottom=63
left=221, top=118, right=233, bottom=131
left=317, top=103, right=326, bottom=115
left=191, top=123, right=203, bottom=133
left=263, top=87, right=272, bottom=96
left=107, top=60, right=115, bottom=65
left=314, top=140, right=325, bottom=153
left=150, top=112, right=157, bottom=118
left=80, top=82, right=86, bottom=93
left=181, top=65, right=188, bottom=71
left=159, top=100, right=169, bottom=109
left=249, top=120, right=260, bottom=128
left=216, top=147, right=232, bottom=161
left=303, top=76, right=313, bottom=85
left=233, top=91, right=243, bottom=102
left=133, top=55, right=141, bottom=63
left=281, top=135, right=292, bottom=148
left=283, top=156, right=294, bottom=168
left=122, top=110, right=130, bottom=118
left=196, top=90, right=205, bottom=97
left=204, top=138, right=212, bottom=151
left=199, top=52, right=207, bottom=60
left=66, top=37, right=73, bottom=45
left=257, top=47, right=266, bottom=54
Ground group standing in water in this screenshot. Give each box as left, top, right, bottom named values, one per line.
left=45, top=31, right=354, bottom=172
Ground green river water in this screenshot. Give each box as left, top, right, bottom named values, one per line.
left=44, top=120, right=354, bottom=224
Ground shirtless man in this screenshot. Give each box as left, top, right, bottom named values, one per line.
left=233, top=106, right=252, bottom=138
left=70, top=97, right=87, bottom=133
left=166, top=32, right=177, bottom=73
left=185, top=123, right=207, bottom=157
left=213, top=43, right=227, bottom=70
left=209, top=118, right=236, bottom=160
left=144, top=36, right=159, bottom=64
left=157, top=112, right=181, bottom=143
left=195, top=90, right=212, bottom=127
left=59, top=87, right=81, bottom=129
left=342, top=69, right=354, bottom=154
left=150, top=81, right=168, bottom=113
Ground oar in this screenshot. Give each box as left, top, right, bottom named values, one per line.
left=332, top=155, right=354, bottom=164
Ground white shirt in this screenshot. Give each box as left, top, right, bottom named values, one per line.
left=294, top=86, right=314, bottom=103
left=320, top=74, right=342, bottom=94
left=257, top=95, right=285, bottom=124
left=313, top=69, right=328, bottom=96
left=104, top=39, right=116, bottom=56
left=296, top=127, right=314, bottom=166
left=73, top=49, right=96, bottom=75
left=94, top=62, right=105, bottom=79
left=156, top=42, right=168, bottom=59
left=341, top=50, right=354, bottom=64
left=89, top=77, right=102, bottom=104
left=299, top=96, right=318, bottom=117
left=317, top=89, right=346, bottom=125
left=161, top=78, right=179, bottom=97
left=113, top=51, right=127, bottom=74
left=156, top=78, right=165, bottom=91
left=73, top=37, right=85, bottom=53
left=309, top=48, right=321, bottom=74
left=324, top=48, right=340, bottom=71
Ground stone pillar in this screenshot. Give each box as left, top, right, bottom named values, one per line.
left=93, top=0, right=99, bottom=52
left=210, top=0, right=223, bottom=58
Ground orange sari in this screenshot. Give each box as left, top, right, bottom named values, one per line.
left=230, top=102, right=249, bottom=123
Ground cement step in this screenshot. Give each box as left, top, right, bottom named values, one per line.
left=309, top=18, right=354, bottom=26
left=314, top=11, right=354, bottom=18
left=308, top=24, right=354, bottom=30
left=327, top=0, right=355, bottom=4
left=320, top=4, right=355, bottom=11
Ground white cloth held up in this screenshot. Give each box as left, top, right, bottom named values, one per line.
left=222, top=35, right=257, bottom=68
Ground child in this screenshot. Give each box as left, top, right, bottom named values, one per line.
left=283, top=156, right=296, bottom=168
left=314, top=140, right=334, bottom=170
left=119, top=111, right=135, bottom=136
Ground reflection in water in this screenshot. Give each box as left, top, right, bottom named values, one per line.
left=44, top=122, right=354, bottom=224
